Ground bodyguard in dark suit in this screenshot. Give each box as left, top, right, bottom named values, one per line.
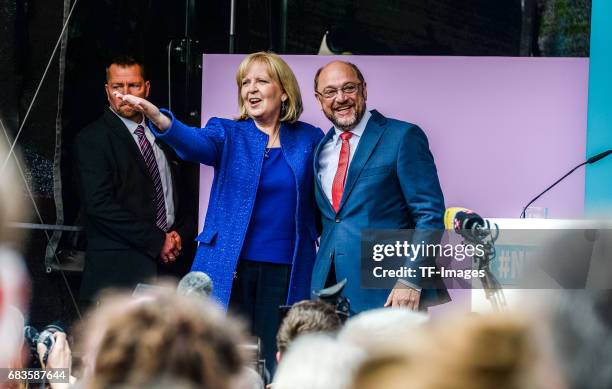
left=312, top=61, right=450, bottom=313
left=75, top=56, right=195, bottom=302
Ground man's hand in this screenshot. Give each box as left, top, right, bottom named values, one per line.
left=160, top=231, right=181, bottom=263
left=169, top=230, right=182, bottom=252
left=112, top=91, right=171, bottom=130
left=384, top=283, right=421, bottom=311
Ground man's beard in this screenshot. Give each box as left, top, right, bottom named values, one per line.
left=326, top=104, right=365, bottom=131
left=116, top=105, right=140, bottom=120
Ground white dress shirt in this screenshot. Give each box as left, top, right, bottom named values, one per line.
left=318, top=110, right=372, bottom=204
left=111, top=108, right=175, bottom=227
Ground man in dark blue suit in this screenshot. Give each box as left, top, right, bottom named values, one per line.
left=312, top=61, right=449, bottom=313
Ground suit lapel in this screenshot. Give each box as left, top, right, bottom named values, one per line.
left=338, top=110, right=386, bottom=212
left=314, top=128, right=336, bottom=212
left=104, top=109, right=150, bottom=177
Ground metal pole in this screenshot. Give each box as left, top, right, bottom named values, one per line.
left=519, top=0, right=536, bottom=56
left=280, top=0, right=287, bottom=53
left=229, top=0, right=237, bottom=53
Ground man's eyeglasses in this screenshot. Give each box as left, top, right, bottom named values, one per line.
left=316, top=82, right=361, bottom=99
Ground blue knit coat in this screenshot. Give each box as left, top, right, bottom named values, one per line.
left=152, top=110, right=324, bottom=308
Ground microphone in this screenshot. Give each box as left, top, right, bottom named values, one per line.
left=444, top=207, right=498, bottom=244
left=586, top=149, right=612, bottom=164
left=444, top=207, right=486, bottom=231
left=520, top=150, right=612, bottom=218
left=445, top=208, right=504, bottom=310
left=177, top=271, right=213, bottom=298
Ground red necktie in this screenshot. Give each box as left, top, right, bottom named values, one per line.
left=332, top=131, right=353, bottom=212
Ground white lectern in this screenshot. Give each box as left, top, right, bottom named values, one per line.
left=471, top=218, right=612, bottom=313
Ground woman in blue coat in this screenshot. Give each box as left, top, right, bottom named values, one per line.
left=115, top=52, right=323, bottom=369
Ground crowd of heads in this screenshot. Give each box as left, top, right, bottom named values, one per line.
left=5, top=270, right=612, bottom=389
left=273, top=294, right=612, bottom=389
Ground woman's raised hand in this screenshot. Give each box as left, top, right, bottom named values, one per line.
left=112, top=91, right=172, bottom=131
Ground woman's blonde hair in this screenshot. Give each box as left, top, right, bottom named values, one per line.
left=235, top=52, right=303, bottom=123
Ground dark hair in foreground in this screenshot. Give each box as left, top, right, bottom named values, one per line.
left=276, top=300, right=342, bottom=354
left=106, top=55, right=147, bottom=81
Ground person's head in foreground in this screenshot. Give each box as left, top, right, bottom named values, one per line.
left=276, top=299, right=342, bottom=361
left=352, top=313, right=543, bottom=389
left=76, top=290, right=245, bottom=389
left=338, top=307, right=428, bottom=353
left=273, top=334, right=365, bottom=389
left=0, top=136, right=30, bottom=371
left=541, top=291, right=612, bottom=389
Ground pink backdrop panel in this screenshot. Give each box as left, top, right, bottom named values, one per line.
left=199, top=55, right=589, bottom=230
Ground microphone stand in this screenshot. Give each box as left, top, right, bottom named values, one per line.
left=520, top=150, right=612, bottom=218
left=458, top=222, right=506, bottom=311
left=520, top=162, right=586, bottom=218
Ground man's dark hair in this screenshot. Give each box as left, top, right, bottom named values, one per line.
left=276, top=300, right=342, bottom=354
left=314, top=61, right=365, bottom=92
left=106, top=55, right=147, bottom=81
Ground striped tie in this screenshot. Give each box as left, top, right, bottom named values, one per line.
left=134, top=125, right=168, bottom=231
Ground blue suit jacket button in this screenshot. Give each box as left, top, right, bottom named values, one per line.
left=335, top=217, right=341, bottom=223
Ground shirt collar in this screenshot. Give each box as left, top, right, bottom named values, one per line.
left=109, top=106, right=146, bottom=134
left=333, top=109, right=372, bottom=141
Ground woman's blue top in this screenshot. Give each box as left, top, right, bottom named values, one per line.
left=240, top=148, right=296, bottom=264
